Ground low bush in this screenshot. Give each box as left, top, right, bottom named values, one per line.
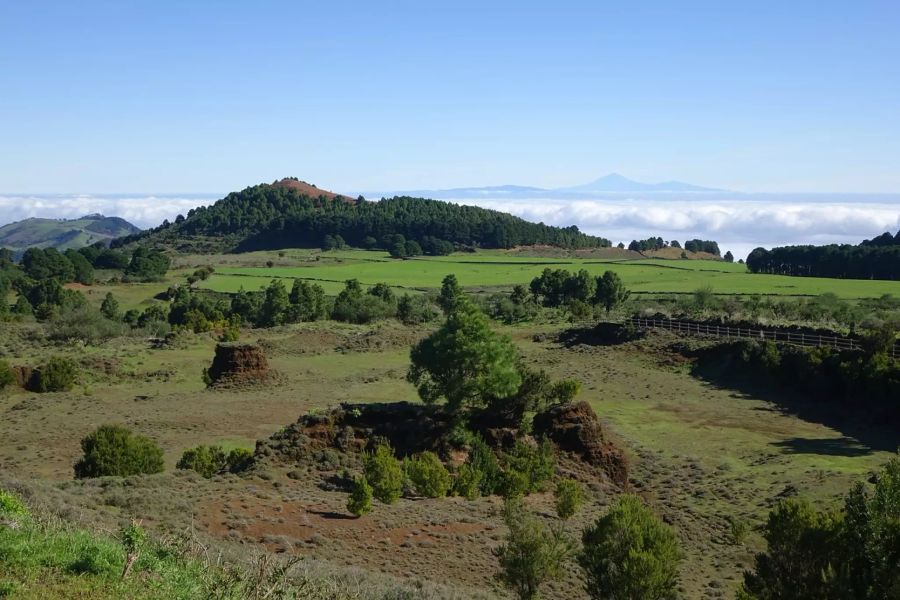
left=74, top=425, right=165, bottom=478
left=554, top=478, right=584, bottom=520
left=225, top=448, right=254, bottom=473
left=177, top=445, right=254, bottom=477
left=177, top=445, right=227, bottom=478
left=49, top=306, right=124, bottom=344
left=453, top=463, right=482, bottom=500
left=347, top=476, right=373, bottom=517
left=33, top=356, right=78, bottom=392
left=504, top=439, right=556, bottom=494
left=467, top=436, right=503, bottom=496
left=364, top=442, right=403, bottom=504
left=404, top=451, right=451, bottom=498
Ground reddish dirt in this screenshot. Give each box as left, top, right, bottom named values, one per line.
left=532, top=400, right=629, bottom=486
left=207, top=343, right=271, bottom=386
left=271, top=178, right=353, bottom=203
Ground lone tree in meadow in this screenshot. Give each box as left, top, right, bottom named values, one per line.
left=595, top=270, right=631, bottom=314
left=408, top=298, right=522, bottom=413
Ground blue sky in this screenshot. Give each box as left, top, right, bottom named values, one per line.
left=2, top=1, right=899, bottom=194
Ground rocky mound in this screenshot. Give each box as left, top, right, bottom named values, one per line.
left=206, top=343, right=270, bottom=387
left=259, top=400, right=628, bottom=486
left=259, top=402, right=454, bottom=460
left=533, top=401, right=629, bottom=486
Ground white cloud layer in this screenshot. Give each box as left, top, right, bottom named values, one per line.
left=0, top=194, right=220, bottom=231
left=453, top=196, right=900, bottom=259
left=0, top=193, right=897, bottom=260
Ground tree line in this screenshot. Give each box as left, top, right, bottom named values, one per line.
left=746, top=231, right=900, bottom=280
left=115, top=183, right=611, bottom=252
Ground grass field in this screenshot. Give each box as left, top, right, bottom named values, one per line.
left=194, top=249, right=900, bottom=299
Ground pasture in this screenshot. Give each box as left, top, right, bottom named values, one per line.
left=194, top=249, right=900, bottom=299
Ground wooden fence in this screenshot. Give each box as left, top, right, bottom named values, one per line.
left=624, top=316, right=899, bottom=359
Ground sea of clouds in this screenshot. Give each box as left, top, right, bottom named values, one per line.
left=1, top=193, right=897, bottom=260
left=456, top=195, right=900, bottom=259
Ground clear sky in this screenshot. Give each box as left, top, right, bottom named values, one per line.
left=2, top=1, right=899, bottom=194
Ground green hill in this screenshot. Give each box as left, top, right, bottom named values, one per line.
left=0, top=214, right=140, bottom=255
left=115, top=177, right=610, bottom=254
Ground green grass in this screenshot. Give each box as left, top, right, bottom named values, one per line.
left=196, top=250, right=900, bottom=299
left=0, top=515, right=211, bottom=599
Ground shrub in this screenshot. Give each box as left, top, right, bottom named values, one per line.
left=12, top=295, right=33, bottom=316
left=499, top=469, right=529, bottom=499
left=74, top=425, right=165, bottom=478
left=34, top=356, right=78, bottom=392
left=579, top=494, right=682, bottom=600
left=0, top=359, right=14, bottom=390
left=226, top=448, right=254, bottom=473
left=397, top=293, right=438, bottom=325
left=554, top=479, right=584, bottom=520
left=49, top=305, right=123, bottom=344
left=405, top=451, right=451, bottom=498
left=728, top=515, right=750, bottom=545
left=495, top=497, right=574, bottom=600
left=0, top=489, right=29, bottom=518
left=505, top=439, right=556, bottom=494
left=468, top=436, right=503, bottom=496
left=364, top=443, right=403, bottom=504
left=453, top=463, right=482, bottom=500
left=347, top=476, right=374, bottom=517
left=177, top=445, right=227, bottom=478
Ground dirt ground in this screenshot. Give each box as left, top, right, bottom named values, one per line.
left=1, top=321, right=893, bottom=599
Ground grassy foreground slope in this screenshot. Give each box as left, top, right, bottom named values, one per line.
left=195, top=249, right=900, bottom=298
left=1, top=318, right=894, bottom=598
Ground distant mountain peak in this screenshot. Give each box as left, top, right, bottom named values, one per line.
left=559, top=173, right=724, bottom=193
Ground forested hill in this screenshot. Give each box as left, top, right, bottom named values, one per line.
left=746, top=230, right=900, bottom=280
left=0, top=214, right=140, bottom=256
left=114, top=178, right=611, bottom=253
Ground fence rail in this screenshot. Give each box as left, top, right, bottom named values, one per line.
left=624, top=316, right=899, bottom=359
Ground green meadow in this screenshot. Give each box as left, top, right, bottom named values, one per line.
left=196, top=249, right=900, bottom=299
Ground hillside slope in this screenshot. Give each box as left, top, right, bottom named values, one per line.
left=116, top=178, right=611, bottom=253
left=0, top=214, right=140, bottom=255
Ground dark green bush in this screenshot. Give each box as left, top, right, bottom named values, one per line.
left=177, top=445, right=227, bottom=478
left=504, top=439, right=556, bottom=494
left=404, top=451, right=451, bottom=498
left=34, top=356, right=78, bottom=392
left=347, top=476, right=373, bottom=517
left=579, top=494, right=682, bottom=600
left=363, top=443, right=403, bottom=504
left=74, top=425, right=164, bottom=478
left=467, top=436, right=503, bottom=496
left=554, top=478, right=585, bottom=520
